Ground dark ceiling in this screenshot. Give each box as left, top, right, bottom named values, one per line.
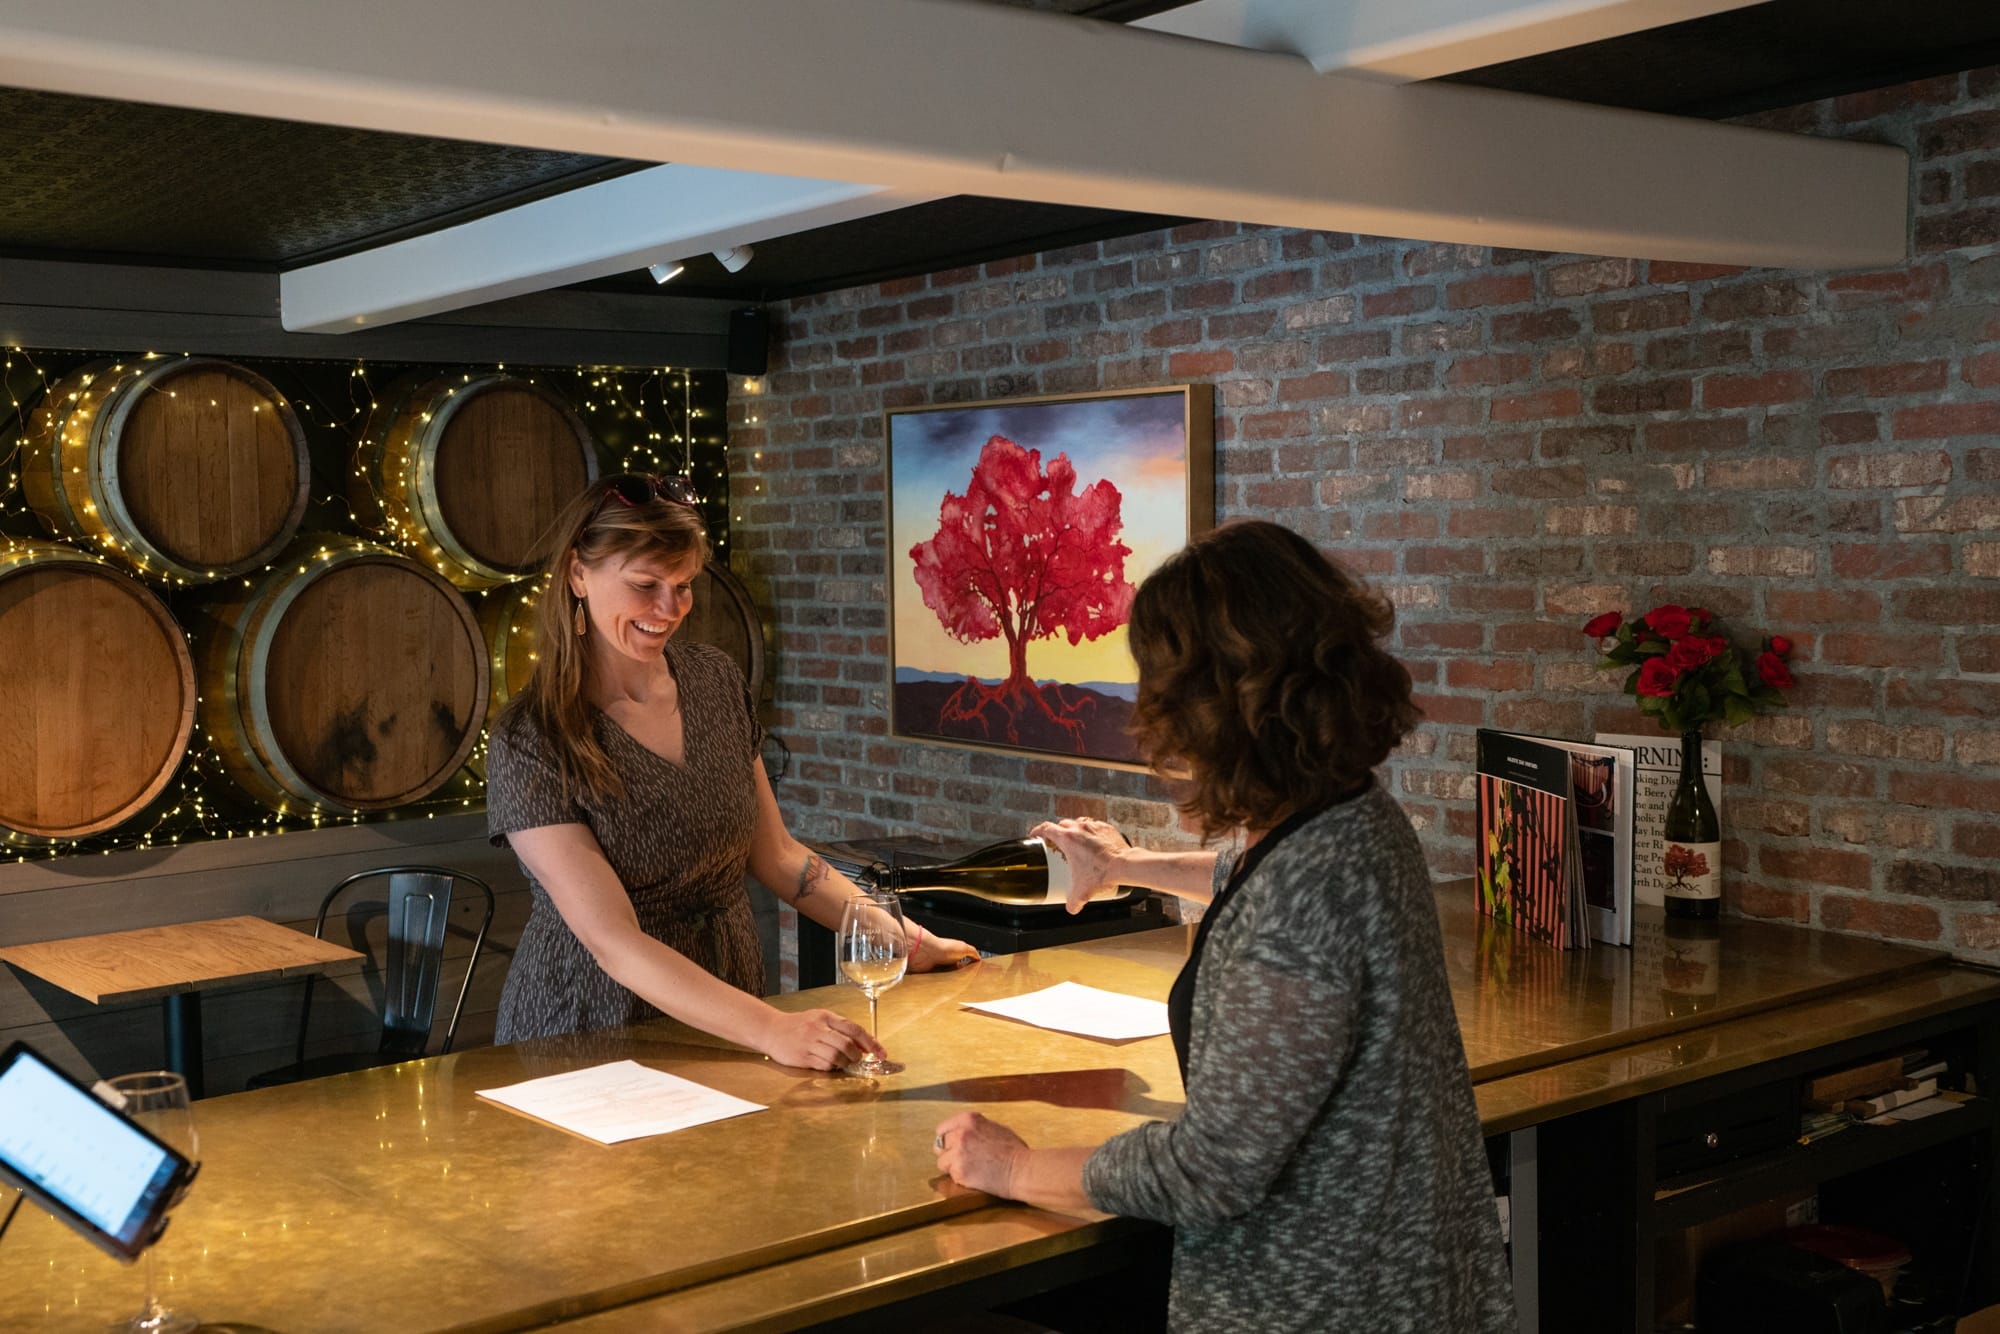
left=0, top=0, right=1993, bottom=302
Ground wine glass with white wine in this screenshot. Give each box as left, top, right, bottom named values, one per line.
left=107, top=1071, right=198, bottom=1334
left=837, top=891, right=910, bottom=1077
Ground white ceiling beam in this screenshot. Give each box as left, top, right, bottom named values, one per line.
left=0, top=0, right=1906, bottom=270
left=1134, top=0, right=1772, bottom=83
left=278, top=164, right=930, bottom=332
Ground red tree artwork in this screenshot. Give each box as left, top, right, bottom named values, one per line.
left=908, top=434, right=1133, bottom=751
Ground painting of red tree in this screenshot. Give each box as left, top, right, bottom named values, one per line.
left=887, top=387, right=1213, bottom=765
left=908, top=434, right=1133, bottom=752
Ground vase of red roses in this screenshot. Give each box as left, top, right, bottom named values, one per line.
left=1583, top=604, right=1796, bottom=919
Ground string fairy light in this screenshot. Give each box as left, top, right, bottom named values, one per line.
left=0, top=347, right=730, bottom=862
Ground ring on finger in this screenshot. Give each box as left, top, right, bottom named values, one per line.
left=933, top=1133, right=945, bottom=1149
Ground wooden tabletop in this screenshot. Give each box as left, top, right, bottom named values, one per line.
left=0, top=914, right=361, bottom=1003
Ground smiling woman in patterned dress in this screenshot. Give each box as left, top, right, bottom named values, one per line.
left=486, top=474, right=977, bottom=1071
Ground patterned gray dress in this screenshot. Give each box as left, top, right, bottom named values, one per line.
left=1082, top=783, right=1517, bottom=1333
left=485, top=640, right=766, bottom=1042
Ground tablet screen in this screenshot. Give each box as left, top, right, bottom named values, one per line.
left=0, top=1044, right=189, bottom=1259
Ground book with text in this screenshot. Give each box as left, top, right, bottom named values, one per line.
left=1476, top=731, right=1585, bottom=949
left=1475, top=730, right=1636, bottom=947
left=1594, top=733, right=1724, bottom=911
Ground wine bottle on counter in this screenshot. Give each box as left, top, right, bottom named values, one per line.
left=860, top=836, right=1079, bottom=907
left=1662, top=729, right=1722, bottom=921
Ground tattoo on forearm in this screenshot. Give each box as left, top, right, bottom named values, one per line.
left=795, top=853, right=830, bottom=905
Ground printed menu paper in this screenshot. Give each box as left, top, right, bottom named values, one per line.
left=477, top=1060, right=765, bottom=1145
left=964, top=981, right=1171, bottom=1041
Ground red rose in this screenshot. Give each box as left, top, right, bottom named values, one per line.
left=1756, top=651, right=1795, bottom=690
left=1666, top=637, right=1719, bottom=672
left=1644, top=604, right=1693, bottom=640
left=1636, top=658, right=1680, bottom=697
left=1688, top=607, right=1712, bottom=622
left=1770, top=635, right=1793, bottom=656
left=1583, top=611, right=1623, bottom=638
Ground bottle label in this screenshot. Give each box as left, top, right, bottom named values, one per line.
left=1032, top=837, right=1072, bottom=906
left=1663, top=841, right=1721, bottom=902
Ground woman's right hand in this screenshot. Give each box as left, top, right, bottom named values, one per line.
left=759, top=1006, right=884, bottom=1071
left=1030, top=817, right=1131, bottom=914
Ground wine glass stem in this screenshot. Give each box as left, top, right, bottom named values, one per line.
left=142, top=1246, right=162, bottom=1323
left=867, top=990, right=880, bottom=1041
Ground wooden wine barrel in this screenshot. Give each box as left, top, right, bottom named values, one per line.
left=467, top=577, right=547, bottom=778
left=477, top=577, right=547, bottom=727
left=22, top=356, right=309, bottom=583
left=0, top=542, right=195, bottom=837
left=686, top=562, right=766, bottom=703
left=194, top=535, right=488, bottom=813
left=351, top=374, right=598, bottom=590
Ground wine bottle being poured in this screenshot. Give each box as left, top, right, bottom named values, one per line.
left=860, top=837, right=1076, bottom=907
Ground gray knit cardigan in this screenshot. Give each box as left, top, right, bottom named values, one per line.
left=1082, top=784, right=1517, bottom=1333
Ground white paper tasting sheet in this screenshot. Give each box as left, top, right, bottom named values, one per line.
left=964, top=981, right=1171, bottom=1041
left=477, top=1060, right=765, bottom=1145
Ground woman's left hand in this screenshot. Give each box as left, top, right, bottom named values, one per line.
left=934, top=1111, right=1027, bottom=1197
left=909, top=924, right=980, bottom=972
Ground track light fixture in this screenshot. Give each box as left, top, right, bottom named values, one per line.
left=648, top=246, right=751, bottom=284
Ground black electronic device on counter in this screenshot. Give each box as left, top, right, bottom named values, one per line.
left=0, top=1041, right=199, bottom=1262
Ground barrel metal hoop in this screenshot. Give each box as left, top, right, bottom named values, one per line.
left=92, top=358, right=183, bottom=578
left=27, top=362, right=108, bottom=542
left=411, top=379, right=508, bottom=587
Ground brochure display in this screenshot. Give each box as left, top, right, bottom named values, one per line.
left=1475, top=730, right=1636, bottom=948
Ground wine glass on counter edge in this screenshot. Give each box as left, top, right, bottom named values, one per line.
left=107, top=1071, right=199, bottom=1334
left=837, top=891, right=910, bottom=1077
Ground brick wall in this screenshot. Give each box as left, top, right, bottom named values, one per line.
left=729, top=66, right=2000, bottom=971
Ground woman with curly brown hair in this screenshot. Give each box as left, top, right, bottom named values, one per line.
left=934, top=519, right=1514, bottom=1333
left=487, top=474, right=975, bottom=1071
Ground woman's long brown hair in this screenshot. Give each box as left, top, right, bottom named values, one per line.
left=494, top=480, right=710, bottom=804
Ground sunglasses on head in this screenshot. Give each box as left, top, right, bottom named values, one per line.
left=594, top=472, right=700, bottom=513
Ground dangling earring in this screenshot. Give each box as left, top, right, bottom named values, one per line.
left=573, top=597, right=588, bottom=637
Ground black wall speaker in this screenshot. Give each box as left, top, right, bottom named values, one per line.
left=727, top=308, right=770, bottom=377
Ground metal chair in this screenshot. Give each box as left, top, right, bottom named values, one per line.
left=247, top=865, right=494, bottom=1089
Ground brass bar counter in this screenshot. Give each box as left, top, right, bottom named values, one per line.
left=0, top=933, right=1188, bottom=1332
left=1, top=888, right=1991, bottom=1332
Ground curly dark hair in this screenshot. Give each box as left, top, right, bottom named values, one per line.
left=1126, top=520, right=1419, bottom=840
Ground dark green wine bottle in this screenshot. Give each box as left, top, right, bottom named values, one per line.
left=1663, top=729, right=1721, bottom=921
left=863, top=837, right=1072, bottom=906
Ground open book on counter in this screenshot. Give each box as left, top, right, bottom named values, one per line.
left=1474, top=730, right=1637, bottom=949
